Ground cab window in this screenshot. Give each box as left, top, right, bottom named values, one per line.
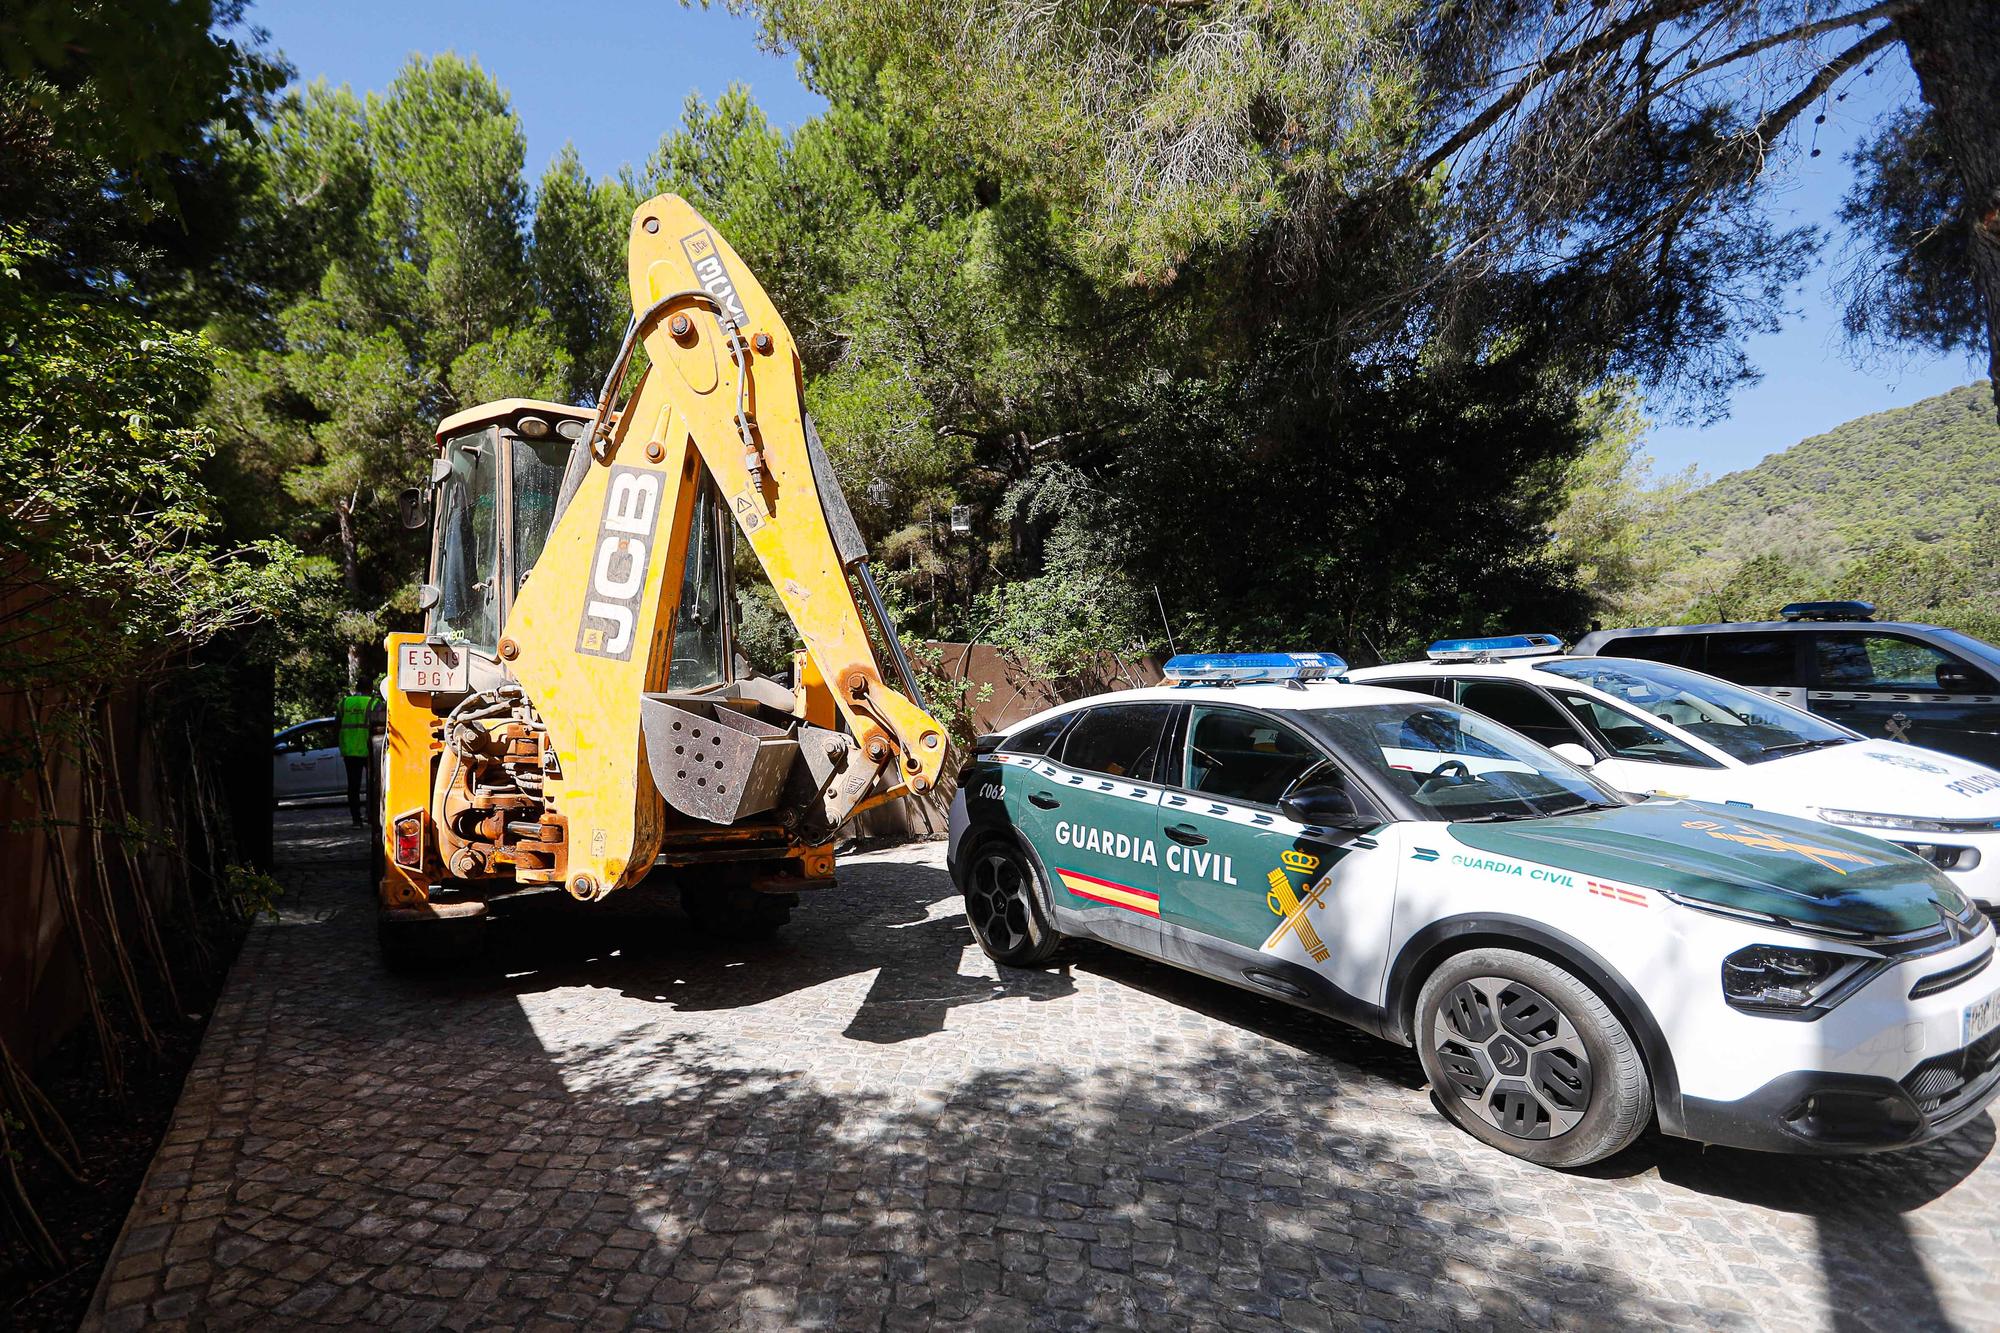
left=1814, top=632, right=1981, bottom=693
left=510, top=434, right=572, bottom=588
left=1455, top=681, right=1589, bottom=751
left=1057, top=704, right=1174, bottom=782
left=433, top=428, right=502, bottom=651
left=1184, top=707, right=1325, bottom=806
left=1000, top=711, right=1074, bottom=757
left=1550, top=692, right=1709, bottom=765
left=1702, top=633, right=1799, bottom=688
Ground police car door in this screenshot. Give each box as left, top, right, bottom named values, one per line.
left=1031, top=702, right=1177, bottom=922
left=1162, top=705, right=1387, bottom=989
left=1809, top=629, right=2000, bottom=766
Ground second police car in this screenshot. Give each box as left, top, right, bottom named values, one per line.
left=947, top=653, right=2000, bottom=1168
left=1347, top=635, right=2000, bottom=913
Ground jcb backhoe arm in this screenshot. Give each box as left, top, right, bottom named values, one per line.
left=499, top=194, right=947, bottom=900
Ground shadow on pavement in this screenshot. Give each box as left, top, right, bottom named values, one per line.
left=82, top=806, right=2000, bottom=1331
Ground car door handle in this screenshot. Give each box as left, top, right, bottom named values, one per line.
left=1165, top=823, right=1207, bottom=846
left=1029, top=792, right=1060, bottom=809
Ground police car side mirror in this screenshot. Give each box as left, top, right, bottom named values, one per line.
left=1551, top=742, right=1597, bottom=770
left=1280, top=783, right=1373, bottom=831
left=1937, top=664, right=1993, bottom=693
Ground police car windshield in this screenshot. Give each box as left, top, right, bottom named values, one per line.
left=1299, top=703, right=1620, bottom=823
left=1533, top=658, right=1851, bottom=763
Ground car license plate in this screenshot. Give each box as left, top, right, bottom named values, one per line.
left=397, top=641, right=468, bottom=693
left=1965, top=989, right=2000, bottom=1047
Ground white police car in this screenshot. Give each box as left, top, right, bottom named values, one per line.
left=1349, top=636, right=2000, bottom=913
left=948, top=653, right=2000, bottom=1167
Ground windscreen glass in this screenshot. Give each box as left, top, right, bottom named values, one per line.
left=1299, top=703, right=1620, bottom=823
left=511, top=435, right=573, bottom=587
left=433, top=428, right=501, bottom=651
left=668, top=487, right=728, bottom=690
left=1535, top=657, right=1851, bottom=763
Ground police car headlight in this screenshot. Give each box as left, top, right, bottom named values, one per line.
left=1721, top=945, right=1876, bottom=1016
left=1815, top=807, right=1953, bottom=834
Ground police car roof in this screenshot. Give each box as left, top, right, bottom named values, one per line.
left=1004, top=679, right=1439, bottom=730
left=1349, top=658, right=1563, bottom=678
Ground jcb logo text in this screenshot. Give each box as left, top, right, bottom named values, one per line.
left=576, top=465, right=661, bottom=661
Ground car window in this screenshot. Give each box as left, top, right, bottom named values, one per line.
left=1549, top=692, right=1706, bottom=765
left=1366, top=676, right=1453, bottom=700
left=1455, top=681, right=1588, bottom=751
left=1184, top=707, right=1326, bottom=806
left=1056, top=703, right=1174, bottom=782
left=1000, top=711, right=1074, bottom=757
left=1701, top=632, right=1798, bottom=688
left=1815, top=632, right=1965, bottom=693
left=1597, top=633, right=1699, bottom=667
left=1300, top=702, right=1620, bottom=822
left=1535, top=658, right=1845, bottom=764
left=281, top=723, right=336, bottom=753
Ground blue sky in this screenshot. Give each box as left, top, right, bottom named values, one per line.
left=253, top=1, right=1983, bottom=483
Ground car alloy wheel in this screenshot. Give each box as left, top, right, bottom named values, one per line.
left=1431, top=976, right=1593, bottom=1140
left=968, top=848, right=1035, bottom=954
left=962, top=841, right=1062, bottom=966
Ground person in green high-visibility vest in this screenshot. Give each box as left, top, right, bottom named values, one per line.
left=337, top=689, right=375, bottom=826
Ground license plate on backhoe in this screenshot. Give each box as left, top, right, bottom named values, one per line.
left=397, top=641, right=468, bottom=693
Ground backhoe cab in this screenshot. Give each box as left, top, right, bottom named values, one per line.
left=374, top=195, right=947, bottom=957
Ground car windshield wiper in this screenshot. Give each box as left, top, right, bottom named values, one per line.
left=1758, top=737, right=1850, bottom=757
left=1457, top=810, right=1540, bottom=823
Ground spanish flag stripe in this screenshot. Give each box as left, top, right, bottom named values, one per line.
left=1057, top=869, right=1160, bottom=916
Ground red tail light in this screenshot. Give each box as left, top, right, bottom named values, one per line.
left=393, top=812, right=424, bottom=869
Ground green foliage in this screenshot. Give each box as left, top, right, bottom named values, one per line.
left=1548, top=380, right=1695, bottom=619
left=0, top=0, right=287, bottom=213
left=206, top=55, right=580, bottom=701
left=1586, top=382, right=2000, bottom=640
left=0, top=231, right=317, bottom=695
left=1654, top=382, right=2000, bottom=562
left=1840, top=109, right=1982, bottom=361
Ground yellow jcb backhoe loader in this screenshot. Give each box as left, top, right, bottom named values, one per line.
left=371, top=194, right=948, bottom=960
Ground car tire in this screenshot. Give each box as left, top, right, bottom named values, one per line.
left=680, top=882, right=795, bottom=941
left=1414, top=947, right=1651, bottom=1169
left=961, top=837, right=1063, bottom=967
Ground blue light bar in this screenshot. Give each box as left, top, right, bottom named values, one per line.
left=1425, top=633, right=1565, bottom=662
left=1163, top=651, right=1348, bottom=684
left=1779, top=600, right=1875, bottom=622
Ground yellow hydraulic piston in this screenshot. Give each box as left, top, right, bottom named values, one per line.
left=500, top=194, right=946, bottom=900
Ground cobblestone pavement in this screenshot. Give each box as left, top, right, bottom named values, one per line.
left=86, top=807, right=2000, bottom=1332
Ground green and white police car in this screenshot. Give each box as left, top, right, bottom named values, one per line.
left=1348, top=635, right=2000, bottom=913
left=947, top=652, right=2000, bottom=1168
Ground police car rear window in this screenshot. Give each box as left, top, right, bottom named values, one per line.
left=999, top=711, right=1072, bottom=757
left=1058, top=704, right=1174, bottom=783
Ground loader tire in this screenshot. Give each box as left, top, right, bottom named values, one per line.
left=681, top=883, right=795, bottom=941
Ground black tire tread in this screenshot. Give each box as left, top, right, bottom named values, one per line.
left=1415, top=946, right=1651, bottom=1169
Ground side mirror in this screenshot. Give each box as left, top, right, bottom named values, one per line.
left=1551, top=742, right=1597, bottom=770
left=398, top=487, right=428, bottom=529
left=1280, top=782, right=1375, bottom=832
left=1937, top=664, right=1994, bottom=694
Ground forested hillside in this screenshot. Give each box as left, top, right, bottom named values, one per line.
left=1612, top=381, right=2000, bottom=639
left=1657, top=381, right=2000, bottom=557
